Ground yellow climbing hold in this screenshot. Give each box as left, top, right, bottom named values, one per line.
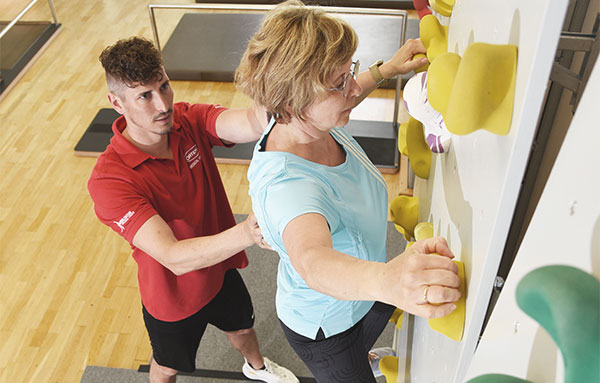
left=390, top=195, right=419, bottom=240
left=427, top=43, right=518, bottom=136
left=447, top=43, right=517, bottom=135
left=398, top=120, right=409, bottom=156
left=414, top=222, right=434, bottom=240
left=427, top=52, right=461, bottom=115
left=430, top=0, right=455, bottom=17
left=413, top=53, right=430, bottom=73
left=429, top=259, right=466, bottom=341
left=420, top=15, right=448, bottom=63
left=380, top=355, right=399, bottom=383
left=394, top=224, right=410, bottom=242
left=389, top=308, right=404, bottom=330
left=406, top=118, right=431, bottom=179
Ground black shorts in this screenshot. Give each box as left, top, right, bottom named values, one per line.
left=142, top=268, right=255, bottom=372
left=280, top=301, right=395, bottom=383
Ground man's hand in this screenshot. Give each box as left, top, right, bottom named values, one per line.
left=132, top=213, right=267, bottom=275
left=242, top=212, right=273, bottom=250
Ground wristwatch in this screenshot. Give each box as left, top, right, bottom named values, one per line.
left=369, top=60, right=390, bottom=87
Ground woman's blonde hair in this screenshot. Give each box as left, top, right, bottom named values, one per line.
left=234, top=0, right=358, bottom=124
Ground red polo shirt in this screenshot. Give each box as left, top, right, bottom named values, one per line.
left=88, top=102, right=248, bottom=322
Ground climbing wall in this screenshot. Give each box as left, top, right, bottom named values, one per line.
left=464, top=56, right=600, bottom=383
left=398, top=0, right=571, bottom=382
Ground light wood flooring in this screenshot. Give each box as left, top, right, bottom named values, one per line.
left=0, top=1, right=414, bottom=381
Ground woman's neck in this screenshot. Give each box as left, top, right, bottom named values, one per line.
left=266, top=121, right=345, bottom=166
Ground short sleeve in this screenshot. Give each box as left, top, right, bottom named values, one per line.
left=181, top=103, right=230, bottom=148
left=88, top=169, right=157, bottom=245
left=262, top=175, right=340, bottom=240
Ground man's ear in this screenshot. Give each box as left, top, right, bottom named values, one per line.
left=107, top=92, right=125, bottom=115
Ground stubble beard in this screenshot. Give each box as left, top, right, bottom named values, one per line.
left=152, top=109, right=174, bottom=135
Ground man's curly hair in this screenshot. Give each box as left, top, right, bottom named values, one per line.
left=99, top=37, right=164, bottom=95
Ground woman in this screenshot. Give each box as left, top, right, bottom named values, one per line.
left=235, top=1, right=461, bottom=381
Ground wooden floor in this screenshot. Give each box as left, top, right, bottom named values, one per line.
left=0, top=1, right=415, bottom=381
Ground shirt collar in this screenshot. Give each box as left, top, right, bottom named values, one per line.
left=109, top=115, right=181, bottom=168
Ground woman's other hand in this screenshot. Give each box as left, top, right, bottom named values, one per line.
left=382, top=38, right=429, bottom=77
left=380, top=236, right=461, bottom=319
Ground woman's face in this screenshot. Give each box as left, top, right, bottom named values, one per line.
left=301, top=59, right=362, bottom=134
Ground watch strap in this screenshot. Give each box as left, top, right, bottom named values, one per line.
left=369, top=60, right=390, bottom=87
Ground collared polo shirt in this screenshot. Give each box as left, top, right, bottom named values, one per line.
left=88, top=102, right=247, bottom=322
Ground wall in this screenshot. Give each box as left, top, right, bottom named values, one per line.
left=396, top=1, right=571, bottom=381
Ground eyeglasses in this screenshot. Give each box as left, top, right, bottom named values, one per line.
left=328, top=60, right=359, bottom=97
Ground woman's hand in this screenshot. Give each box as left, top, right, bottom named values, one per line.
left=355, top=38, right=429, bottom=105
left=379, top=236, right=461, bottom=319
left=381, top=38, right=429, bottom=78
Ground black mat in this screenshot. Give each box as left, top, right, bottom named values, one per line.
left=0, top=21, right=61, bottom=96
left=74, top=109, right=121, bottom=156
left=161, top=13, right=419, bottom=89
left=75, top=109, right=399, bottom=170
left=136, top=365, right=316, bottom=382
left=194, top=0, right=415, bottom=8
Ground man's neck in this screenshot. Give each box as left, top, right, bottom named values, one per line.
left=122, top=127, right=173, bottom=159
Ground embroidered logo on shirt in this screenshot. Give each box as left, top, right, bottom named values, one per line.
left=185, top=145, right=201, bottom=169
left=114, top=210, right=135, bottom=232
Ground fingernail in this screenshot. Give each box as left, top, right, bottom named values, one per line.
left=450, top=304, right=457, bottom=311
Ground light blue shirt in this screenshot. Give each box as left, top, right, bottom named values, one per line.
left=247, top=119, right=389, bottom=340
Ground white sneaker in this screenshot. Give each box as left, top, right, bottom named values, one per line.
left=369, top=347, right=396, bottom=378
left=242, top=357, right=299, bottom=383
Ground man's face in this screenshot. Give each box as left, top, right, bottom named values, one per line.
left=110, top=68, right=174, bottom=136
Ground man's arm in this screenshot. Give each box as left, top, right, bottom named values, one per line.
left=283, top=213, right=462, bottom=319
left=132, top=213, right=265, bottom=275
left=215, top=102, right=269, bottom=145
left=354, top=38, right=429, bottom=106
left=213, top=40, right=428, bottom=143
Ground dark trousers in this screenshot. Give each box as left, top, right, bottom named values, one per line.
left=280, top=302, right=395, bottom=383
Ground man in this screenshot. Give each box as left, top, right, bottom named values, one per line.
left=88, top=37, right=298, bottom=383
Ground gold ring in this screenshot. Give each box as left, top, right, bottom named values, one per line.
left=423, top=286, right=429, bottom=304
